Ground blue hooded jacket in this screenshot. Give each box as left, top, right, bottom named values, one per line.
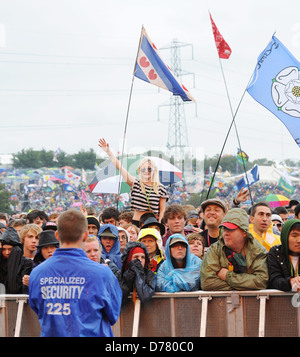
left=156, top=234, right=202, bottom=292
left=98, top=224, right=122, bottom=269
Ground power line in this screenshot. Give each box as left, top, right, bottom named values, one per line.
left=0, top=51, right=132, bottom=60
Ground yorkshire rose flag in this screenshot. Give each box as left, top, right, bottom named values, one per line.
left=209, top=13, right=232, bottom=59
left=247, top=35, right=300, bottom=147
left=134, top=26, right=195, bottom=102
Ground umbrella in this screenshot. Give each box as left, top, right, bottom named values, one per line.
left=88, top=155, right=182, bottom=194
left=61, top=166, right=75, bottom=170
left=71, top=202, right=83, bottom=207
left=49, top=176, right=67, bottom=183
left=261, top=194, right=290, bottom=208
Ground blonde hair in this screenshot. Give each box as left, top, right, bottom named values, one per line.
left=123, top=223, right=140, bottom=234
left=18, top=224, right=42, bottom=244
left=137, top=158, right=160, bottom=195
left=82, top=235, right=102, bottom=254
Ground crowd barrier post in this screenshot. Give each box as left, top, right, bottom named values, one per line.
left=198, top=295, right=212, bottom=337
left=132, top=298, right=141, bottom=337
left=257, top=293, right=269, bottom=337
left=0, top=296, right=7, bottom=336
left=14, top=297, right=27, bottom=337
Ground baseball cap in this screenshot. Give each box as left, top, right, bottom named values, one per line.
left=219, top=208, right=250, bottom=233
left=42, top=221, right=57, bottom=231
left=219, top=222, right=239, bottom=230
left=168, top=233, right=188, bottom=247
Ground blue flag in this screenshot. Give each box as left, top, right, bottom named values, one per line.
left=247, top=35, right=300, bottom=147
left=63, top=183, right=76, bottom=192
left=236, top=165, right=259, bottom=191
left=134, top=27, right=195, bottom=102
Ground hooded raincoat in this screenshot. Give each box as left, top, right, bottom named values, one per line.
left=137, top=228, right=165, bottom=273
left=200, top=208, right=269, bottom=291
left=98, top=224, right=122, bottom=269
left=249, top=223, right=281, bottom=251
left=116, top=241, right=156, bottom=306
left=29, top=248, right=122, bottom=337
left=0, top=227, right=33, bottom=294
left=267, top=219, right=300, bottom=291
left=156, top=234, right=202, bottom=292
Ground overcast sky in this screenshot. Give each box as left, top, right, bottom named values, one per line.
left=0, top=0, right=300, bottom=163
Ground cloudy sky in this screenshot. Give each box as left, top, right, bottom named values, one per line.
left=0, top=0, right=300, bottom=163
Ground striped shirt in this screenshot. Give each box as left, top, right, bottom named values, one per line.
left=130, top=179, right=168, bottom=215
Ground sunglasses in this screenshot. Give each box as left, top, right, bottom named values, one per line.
left=140, top=167, right=152, bottom=173
left=273, top=223, right=282, bottom=228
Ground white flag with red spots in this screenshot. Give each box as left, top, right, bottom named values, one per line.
left=134, top=27, right=195, bottom=102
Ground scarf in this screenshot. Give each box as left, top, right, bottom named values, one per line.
left=225, top=247, right=247, bottom=274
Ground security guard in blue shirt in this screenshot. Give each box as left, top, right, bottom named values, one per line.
left=29, top=209, right=122, bottom=337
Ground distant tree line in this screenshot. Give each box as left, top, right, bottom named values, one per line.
left=0, top=182, right=11, bottom=214
left=11, top=148, right=297, bottom=173
left=12, top=148, right=103, bottom=170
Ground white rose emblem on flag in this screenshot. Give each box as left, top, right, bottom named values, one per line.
left=271, top=66, right=300, bottom=117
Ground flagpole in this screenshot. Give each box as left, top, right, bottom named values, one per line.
left=206, top=67, right=255, bottom=202
left=116, top=26, right=144, bottom=209
left=217, top=57, right=254, bottom=204
left=206, top=12, right=255, bottom=204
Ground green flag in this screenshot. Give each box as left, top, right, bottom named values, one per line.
left=278, top=177, right=295, bottom=194
left=237, top=149, right=249, bottom=166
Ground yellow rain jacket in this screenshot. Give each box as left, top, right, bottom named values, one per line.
left=249, top=223, right=281, bottom=251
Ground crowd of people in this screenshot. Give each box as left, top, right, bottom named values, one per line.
left=1, top=143, right=300, bottom=337
left=1, top=187, right=300, bottom=335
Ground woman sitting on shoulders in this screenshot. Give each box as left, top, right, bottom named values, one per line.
left=98, top=138, right=168, bottom=226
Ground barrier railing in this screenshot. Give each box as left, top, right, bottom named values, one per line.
left=0, top=290, right=299, bottom=337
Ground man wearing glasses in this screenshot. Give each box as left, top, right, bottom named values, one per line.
left=271, top=214, right=284, bottom=234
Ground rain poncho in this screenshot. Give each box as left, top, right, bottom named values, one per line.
left=98, top=224, right=122, bottom=269
left=249, top=223, right=281, bottom=251
left=156, top=234, right=202, bottom=292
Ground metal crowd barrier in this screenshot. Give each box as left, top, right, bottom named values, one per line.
left=1, top=290, right=299, bottom=337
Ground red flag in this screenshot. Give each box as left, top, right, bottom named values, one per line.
left=209, top=13, right=232, bottom=59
